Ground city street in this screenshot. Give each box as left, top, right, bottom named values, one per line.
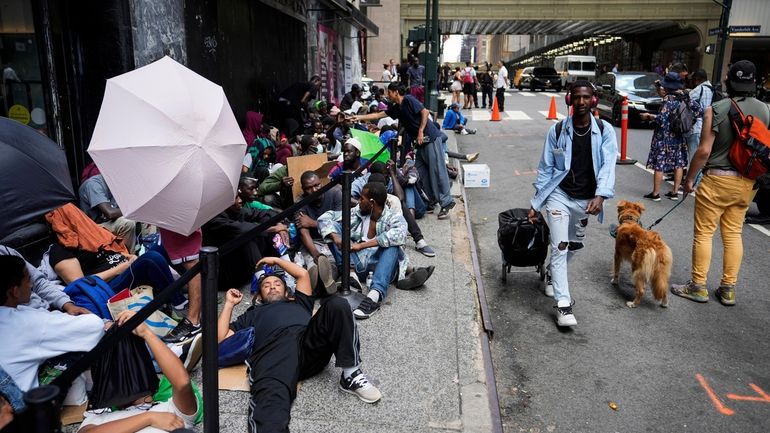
left=456, top=89, right=770, bottom=433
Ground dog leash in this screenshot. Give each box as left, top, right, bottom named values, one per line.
left=647, top=171, right=704, bottom=230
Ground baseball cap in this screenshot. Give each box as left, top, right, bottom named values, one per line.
left=727, top=60, right=756, bottom=92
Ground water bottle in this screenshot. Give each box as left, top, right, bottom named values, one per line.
left=366, top=272, right=373, bottom=290
left=288, top=223, right=298, bottom=246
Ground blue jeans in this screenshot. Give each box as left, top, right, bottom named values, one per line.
left=0, top=365, right=25, bottom=412
left=404, top=185, right=427, bottom=219
left=686, top=133, right=700, bottom=161
left=416, top=135, right=453, bottom=208
left=330, top=243, right=402, bottom=299
left=108, top=251, right=174, bottom=294
left=543, top=188, right=589, bottom=304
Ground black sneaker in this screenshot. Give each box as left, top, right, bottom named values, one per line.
left=339, top=369, right=382, bottom=403
left=162, top=318, right=201, bottom=343
left=396, top=267, right=431, bottom=290
left=664, top=191, right=679, bottom=201
left=178, top=333, right=203, bottom=372
left=643, top=192, right=661, bottom=202
left=437, top=201, right=456, bottom=220
left=353, top=297, right=380, bottom=320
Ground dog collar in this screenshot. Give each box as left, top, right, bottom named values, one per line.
left=619, top=215, right=642, bottom=226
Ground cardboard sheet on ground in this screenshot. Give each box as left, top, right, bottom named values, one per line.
left=218, top=364, right=301, bottom=393
left=287, top=154, right=335, bottom=199
left=60, top=402, right=87, bottom=425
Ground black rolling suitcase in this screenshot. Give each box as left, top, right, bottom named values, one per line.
left=497, top=208, right=549, bottom=283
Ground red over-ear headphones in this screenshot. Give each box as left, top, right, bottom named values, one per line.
left=565, top=82, right=599, bottom=108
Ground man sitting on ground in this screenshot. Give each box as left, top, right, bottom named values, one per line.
left=239, top=176, right=274, bottom=211
left=295, top=171, right=340, bottom=294
left=442, top=102, right=476, bottom=135
left=78, top=310, right=200, bottom=432
left=328, top=137, right=364, bottom=182
left=0, top=255, right=104, bottom=392
left=79, top=173, right=150, bottom=253
left=218, top=257, right=381, bottom=432
left=318, top=182, right=433, bottom=319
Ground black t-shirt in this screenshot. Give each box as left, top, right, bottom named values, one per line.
left=385, top=95, right=440, bottom=140
left=296, top=185, right=342, bottom=239
left=340, top=92, right=355, bottom=111
left=559, top=126, right=597, bottom=200
left=279, top=82, right=316, bottom=107
left=230, top=291, right=314, bottom=393
left=48, top=243, right=126, bottom=275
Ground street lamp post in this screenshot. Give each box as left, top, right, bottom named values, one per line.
left=712, top=0, right=732, bottom=89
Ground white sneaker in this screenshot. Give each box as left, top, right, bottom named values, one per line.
left=339, top=369, right=381, bottom=403
left=556, top=304, right=577, bottom=327
left=461, top=129, right=469, bottom=135
left=544, top=271, right=554, bottom=298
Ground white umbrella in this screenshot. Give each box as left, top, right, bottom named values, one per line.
left=88, top=56, right=246, bottom=236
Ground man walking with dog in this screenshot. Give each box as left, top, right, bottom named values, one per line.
left=672, top=60, right=770, bottom=306
left=528, top=81, right=617, bottom=327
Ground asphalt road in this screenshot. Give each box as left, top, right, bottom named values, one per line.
left=454, top=89, right=770, bottom=433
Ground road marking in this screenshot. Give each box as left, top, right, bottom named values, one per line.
left=727, top=383, right=770, bottom=403
left=696, top=374, right=736, bottom=416
left=538, top=111, right=565, bottom=120
left=471, top=110, right=491, bottom=121
left=749, top=223, right=770, bottom=237
left=504, top=110, right=532, bottom=120
left=514, top=92, right=535, bottom=97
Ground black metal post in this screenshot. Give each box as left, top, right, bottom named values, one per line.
left=24, top=385, right=62, bottom=433
left=336, top=171, right=365, bottom=309
left=199, top=246, right=219, bottom=433
left=713, top=0, right=732, bottom=89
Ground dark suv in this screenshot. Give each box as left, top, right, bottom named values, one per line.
left=518, top=67, right=562, bottom=92
left=595, top=72, right=662, bottom=126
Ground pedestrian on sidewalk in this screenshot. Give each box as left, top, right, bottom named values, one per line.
left=671, top=60, right=770, bottom=306
left=461, top=62, right=476, bottom=110
left=353, top=82, right=456, bottom=219
left=479, top=67, right=494, bottom=109
left=218, top=257, right=381, bottom=433
left=495, top=60, right=508, bottom=111
left=528, top=81, right=617, bottom=327
left=686, top=69, right=714, bottom=158
left=407, top=57, right=426, bottom=103
left=640, top=72, right=702, bottom=201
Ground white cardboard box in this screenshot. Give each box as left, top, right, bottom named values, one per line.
left=463, top=164, right=490, bottom=188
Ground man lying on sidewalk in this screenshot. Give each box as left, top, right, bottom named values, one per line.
left=218, top=257, right=381, bottom=433
left=318, top=182, right=434, bottom=319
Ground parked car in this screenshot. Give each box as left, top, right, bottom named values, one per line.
left=517, top=66, right=562, bottom=92
left=595, top=72, right=662, bottom=126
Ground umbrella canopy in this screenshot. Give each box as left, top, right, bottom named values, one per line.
left=88, top=56, right=246, bottom=236
left=0, top=118, right=75, bottom=240
left=349, top=129, right=390, bottom=163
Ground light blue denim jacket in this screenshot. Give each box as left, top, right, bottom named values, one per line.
left=0, top=365, right=25, bottom=413
left=530, top=116, right=617, bottom=223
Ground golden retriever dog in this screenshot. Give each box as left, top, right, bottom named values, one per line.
left=611, top=200, right=672, bottom=308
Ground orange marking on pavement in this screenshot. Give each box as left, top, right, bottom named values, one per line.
left=727, top=383, right=770, bottom=403
left=696, top=374, right=735, bottom=416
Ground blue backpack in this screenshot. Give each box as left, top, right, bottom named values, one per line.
left=63, top=276, right=114, bottom=319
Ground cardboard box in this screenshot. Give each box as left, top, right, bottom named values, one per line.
left=463, top=164, right=490, bottom=188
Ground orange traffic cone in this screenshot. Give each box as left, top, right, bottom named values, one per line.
left=547, top=96, right=558, bottom=120
left=490, top=96, right=501, bottom=121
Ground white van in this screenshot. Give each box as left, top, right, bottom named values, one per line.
left=553, top=55, right=596, bottom=88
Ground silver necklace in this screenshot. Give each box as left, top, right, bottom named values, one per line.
left=573, top=125, right=591, bottom=137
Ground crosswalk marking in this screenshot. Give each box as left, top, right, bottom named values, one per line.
left=537, top=111, right=565, bottom=120
left=504, top=110, right=532, bottom=120
left=471, top=109, right=491, bottom=121
left=515, top=92, right=535, bottom=97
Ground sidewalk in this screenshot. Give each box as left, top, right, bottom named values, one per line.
left=214, top=133, right=493, bottom=433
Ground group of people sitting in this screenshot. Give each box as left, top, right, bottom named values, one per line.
left=0, top=79, right=482, bottom=432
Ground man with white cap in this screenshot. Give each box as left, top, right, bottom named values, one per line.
left=672, top=60, right=770, bottom=306
left=328, top=137, right=364, bottom=182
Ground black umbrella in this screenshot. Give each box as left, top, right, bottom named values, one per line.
left=0, top=117, right=75, bottom=240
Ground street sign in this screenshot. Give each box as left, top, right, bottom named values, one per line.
left=708, top=27, right=721, bottom=36
left=729, top=25, right=761, bottom=33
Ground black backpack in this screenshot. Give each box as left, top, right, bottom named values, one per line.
left=670, top=94, right=696, bottom=136
left=704, top=84, right=724, bottom=104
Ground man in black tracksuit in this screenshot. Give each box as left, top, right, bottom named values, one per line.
left=217, top=257, right=381, bottom=433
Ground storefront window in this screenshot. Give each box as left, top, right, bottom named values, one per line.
left=0, top=0, right=49, bottom=136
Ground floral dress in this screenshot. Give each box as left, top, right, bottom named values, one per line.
left=646, top=93, right=703, bottom=172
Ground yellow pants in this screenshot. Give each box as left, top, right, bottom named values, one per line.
left=691, top=174, right=757, bottom=287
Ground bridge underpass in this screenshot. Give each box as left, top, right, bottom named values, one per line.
left=399, top=0, right=723, bottom=80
